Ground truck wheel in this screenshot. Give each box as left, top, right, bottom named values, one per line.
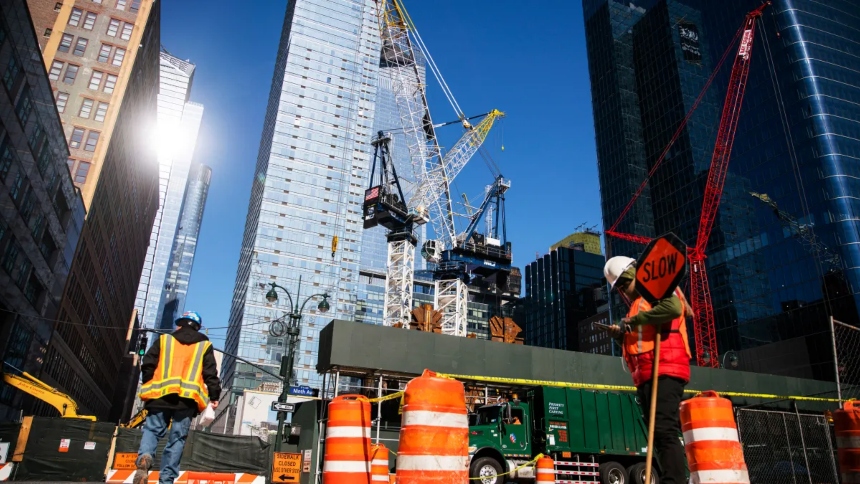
left=599, top=461, right=627, bottom=484
left=469, top=456, right=504, bottom=484
left=627, top=462, right=659, bottom=484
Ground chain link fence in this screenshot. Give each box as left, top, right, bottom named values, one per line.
left=736, top=408, right=839, bottom=484
left=832, top=317, right=860, bottom=405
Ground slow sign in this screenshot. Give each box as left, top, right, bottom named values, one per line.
left=272, top=452, right=302, bottom=482
left=635, top=233, right=688, bottom=304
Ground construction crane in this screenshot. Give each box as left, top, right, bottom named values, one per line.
left=606, top=3, right=770, bottom=367
left=750, top=192, right=842, bottom=273
left=2, top=370, right=96, bottom=420
left=366, top=0, right=504, bottom=333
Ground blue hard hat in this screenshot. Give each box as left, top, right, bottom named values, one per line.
left=176, top=311, right=203, bottom=329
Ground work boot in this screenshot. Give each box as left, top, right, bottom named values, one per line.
left=132, top=453, right=152, bottom=484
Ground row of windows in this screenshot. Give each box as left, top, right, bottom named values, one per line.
left=49, top=61, right=118, bottom=93
left=69, top=127, right=100, bottom=153
left=55, top=91, right=109, bottom=122
left=57, top=32, right=126, bottom=68
left=67, top=158, right=90, bottom=184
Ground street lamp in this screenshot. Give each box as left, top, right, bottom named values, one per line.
left=265, top=275, right=329, bottom=451
left=721, top=350, right=739, bottom=369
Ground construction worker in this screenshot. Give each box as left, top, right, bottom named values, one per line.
left=134, top=311, right=220, bottom=484
left=604, top=256, right=690, bottom=484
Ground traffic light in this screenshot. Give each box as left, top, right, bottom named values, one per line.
left=138, top=334, right=148, bottom=356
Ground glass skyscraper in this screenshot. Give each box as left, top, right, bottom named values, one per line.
left=135, top=50, right=204, bottom=329
left=584, top=0, right=860, bottom=379
left=156, top=162, right=212, bottom=330
left=223, top=0, right=382, bottom=396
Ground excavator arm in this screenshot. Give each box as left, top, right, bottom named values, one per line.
left=2, top=372, right=96, bottom=421
left=121, top=408, right=148, bottom=428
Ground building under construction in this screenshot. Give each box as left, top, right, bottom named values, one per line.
left=584, top=0, right=860, bottom=380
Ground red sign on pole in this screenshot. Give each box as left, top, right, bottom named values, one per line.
left=635, top=233, right=688, bottom=304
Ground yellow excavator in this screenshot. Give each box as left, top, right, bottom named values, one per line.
left=2, top=371, right=96, bottom=421
left=121, top=408, right=148, bottom=428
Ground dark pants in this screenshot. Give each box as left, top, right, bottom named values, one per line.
left=636, top=376, right=687, bottom=484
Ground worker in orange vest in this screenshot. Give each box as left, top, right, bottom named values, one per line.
left=604, top=256, right=690, bottom=484
left=134, top=311, right=220, bottom=484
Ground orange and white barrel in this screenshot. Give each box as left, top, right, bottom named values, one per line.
left=536, top=456, right=555, bottom=483
left=323, top=394, right=372, bottom=484
left=396, top=369, right=468, bottom=483
left=835, top=400, right=860, bottom=483
left=679, top=391, right=749, bottom=484
left=371, top=443, right=390, bottom=482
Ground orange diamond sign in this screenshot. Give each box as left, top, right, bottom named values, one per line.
left=635, top=233, right=688, bottom=304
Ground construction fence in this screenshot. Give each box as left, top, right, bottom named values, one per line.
left=832, top=317, right=860, bottom=406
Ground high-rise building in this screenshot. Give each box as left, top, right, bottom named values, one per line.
left=135, top=50, right=204, bottom=330
left=39, top=0, right=159, bottom=420
left=222, top=0, right=382, bottom=403
left=0, top=0, right=86, bottom=420
left=550, top=230, right=603, bottom=255
left=156, top=162, right=211, bottom=330
left=583, top=0, right=860, bottom=379
left=523, top=247, right=605, bottom=351
left=27, top=0, right=158, bottom=209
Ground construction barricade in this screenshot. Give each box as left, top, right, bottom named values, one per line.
left=371, top=443, right=390, bottom=482
left=322, top=394, right=372, bottom=484
left=836, top=400, right=860, bottom=484
left=536, top=456, right=554, bottom=483
left=105, top=470, right=265, bottom=483
left=395, top=369, right=468, bottom=484
left=680, top=391, right=749, bottom=484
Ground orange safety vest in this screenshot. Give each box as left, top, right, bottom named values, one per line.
left=623, top=288, right=692, bottom=386
left=139, top=335, right=211, bottom=412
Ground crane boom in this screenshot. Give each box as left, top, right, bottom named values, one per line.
left=689, top=3, right=769, bottom=368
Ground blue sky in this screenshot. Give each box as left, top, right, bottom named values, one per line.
left=161, top=1, right=602, bottom=345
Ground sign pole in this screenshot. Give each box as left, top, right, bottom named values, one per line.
left=644, top=337, right=661, bottom=484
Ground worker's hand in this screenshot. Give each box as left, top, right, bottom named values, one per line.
left=607, top=325, right=624, bottom=338
left=621, top=317, right=632, bottom=325
left=210, top=401, right=219, bottom=409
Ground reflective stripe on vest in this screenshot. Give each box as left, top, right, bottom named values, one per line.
left=139, top=335, right=211, bottom=412
left=624, top=288, right=692, bottom=359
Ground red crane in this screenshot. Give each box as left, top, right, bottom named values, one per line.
left=606, top=3, right=770, bottom=368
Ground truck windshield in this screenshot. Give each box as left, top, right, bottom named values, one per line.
left=475, top=406, right=501, bottom=425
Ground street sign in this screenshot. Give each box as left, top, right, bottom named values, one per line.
left=271, top=402, right=296, bottom=413
left=289, top=385, right=316, bottom=397
left=635, top=233, right=688, bottom=304
left=113, top=452, right=137, bottom=470
left=272, top=452, right=301, bottom=482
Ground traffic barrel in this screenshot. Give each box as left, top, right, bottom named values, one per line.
left=536, top=456, right=555, bottom=483
left=835, top=400, right=860, bottom=483
left=679, top=391, right=749, bottom=484
left=323, top=394, right=372, bottom=484
left=371, top=443, right=390, bottom=482
left=396, top=369, right=468, bottom=483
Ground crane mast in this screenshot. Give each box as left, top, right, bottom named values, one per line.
left=606, top=3, right=769, bottom=367
left=368, top=0, right=504, bottom=333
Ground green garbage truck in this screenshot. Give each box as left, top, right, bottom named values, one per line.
left=468, top=386, right=660, bottom=484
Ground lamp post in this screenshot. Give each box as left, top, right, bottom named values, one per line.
left=721, top=350, right=739, bottom=369
left=265, top=275, right=330, bottom=452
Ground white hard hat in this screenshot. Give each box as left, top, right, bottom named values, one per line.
left=604, top=256, right=636, bottom=288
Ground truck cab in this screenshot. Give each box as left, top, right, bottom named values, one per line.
left=468, top=399, right=536, bottom=483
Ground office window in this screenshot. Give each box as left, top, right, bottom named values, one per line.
left=94, top=102, right=109, bottom=122
left=107, top=19, right=119, bottom=37
left=2, top=238, right=19, bottom=273
left=130, top=0, right=140, bottom=12
left=116, top=0, right=127, bottom=10
left=56, top=92, right=69, bottom=113
left=15, top=89, right=32, bottom=125
left=104, top=74, right=117, bottom=93
left=73, top=37, right=88, bottom=56
left=3, top=56, right=20, bottom=91
left=49, top=61, right=63, bottom=80
left=98, top=44, right=111, bottom=63
left=54, top=2, right=62, bottom=11
left=70, top=127, right=85, bottom=149
left=75, top=161, right=90, bottom=183
left=111, top=47, right=125, bottom=67
left=92, top=0, right=102, bottom=3
left=83, top=12, right=97, bottom=30
left=44, top=28, right=52, bottom=37
left=79, top=98, right=94, bottom=119
left=9, top=172, right=23, bottom=203
left=84, top=131, right=100, bottom=152
left=121, top=23, right=133, bottom=41
left=63, top=64, right=78, bottom=84
left=68, top=8, right=82, bottom=27
left=67, top=158, right=75, bottom=172
left=58, top=33, right=73, bottom=53
left=88, top=70, right=103, bottom=90
left=0, top=138, right=14, bottom=180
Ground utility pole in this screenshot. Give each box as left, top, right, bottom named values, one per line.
left=265, top=275, right=330, bottom=452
